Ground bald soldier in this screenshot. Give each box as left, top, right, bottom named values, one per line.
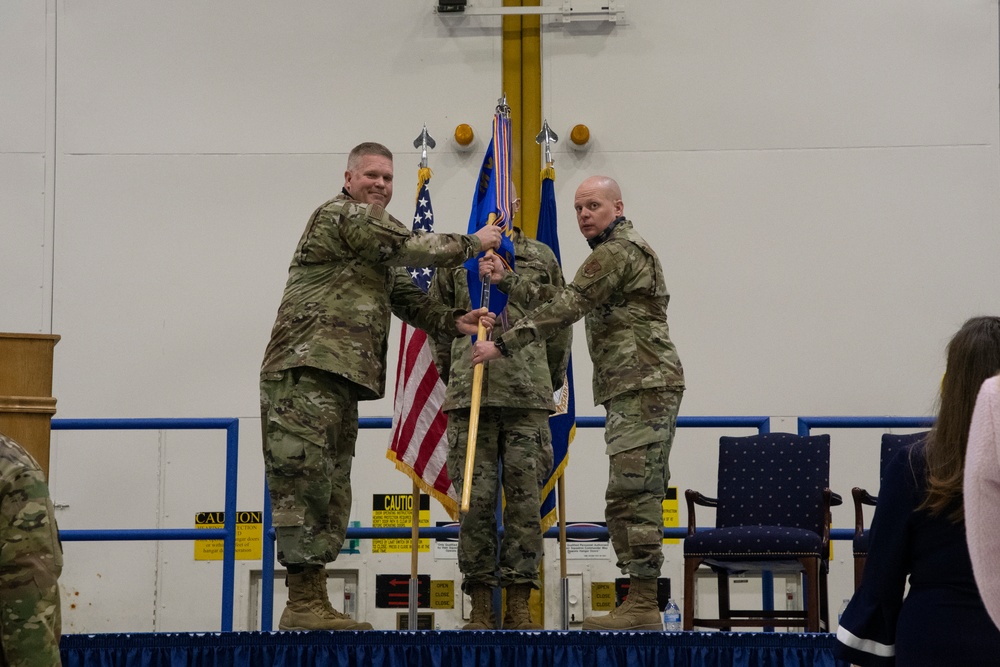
left=473, top=175, right=685, bottom=631
left=261, top=142, right=500, bottom=631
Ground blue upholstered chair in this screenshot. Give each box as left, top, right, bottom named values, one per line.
left=683, top=432, right=838, bottom=632
left=851, top=431, right=929, bottom=588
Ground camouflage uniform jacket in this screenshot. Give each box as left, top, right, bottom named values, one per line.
left=261, top=193, right=482, bottom=401
left=0, top=434, right=62, bottom=667
left=496, top=219, right=684, bottom=405
left=429, top=228, right=572, bottom=412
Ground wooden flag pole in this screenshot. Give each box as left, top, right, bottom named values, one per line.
left=461, top=242, right=496, bottom=514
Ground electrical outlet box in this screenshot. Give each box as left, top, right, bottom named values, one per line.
left=567, top=573, right=584, bottom=624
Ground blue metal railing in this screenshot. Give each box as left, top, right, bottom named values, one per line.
left=52, top=415, right=928, bottom=631
left=259, top=415, right=771, bottom=630
left=51, top=417, right=240, bottom=632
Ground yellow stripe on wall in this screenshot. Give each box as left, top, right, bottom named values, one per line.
left=502, top=0, right=543, bottom=239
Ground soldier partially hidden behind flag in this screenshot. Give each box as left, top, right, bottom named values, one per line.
left=429, top=187, right=571, bottom=630
left=473, top=175, right=685, bottom=631
left=260, top=142, right=501, bottom=631
left=0, top=432, right=63, bottom=667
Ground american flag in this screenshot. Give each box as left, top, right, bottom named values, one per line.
left=386, top=168, right=459, bottom=518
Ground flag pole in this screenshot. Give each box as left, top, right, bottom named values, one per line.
left=536, top=119, right=572, bottom=628
left=461, top=242, right=494, bottom=513
left=407, top=124, right=437, bottom=629
left=462, top=95, right=511, bottom=515
left=558, top=476, right=570, bottom=628
left=409, top=479, right=420, bottom=629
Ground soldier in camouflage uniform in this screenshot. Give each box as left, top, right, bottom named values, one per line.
left=261, top=142, right=501, bottom=631
left=429, top=203, right=571, bottom=630
left=473, top=175, right=685, bottom=631
left=0, top=433, right=63, bottom=667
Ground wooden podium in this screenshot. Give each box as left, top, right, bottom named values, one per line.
left=0, top=333, right=60, bottom=478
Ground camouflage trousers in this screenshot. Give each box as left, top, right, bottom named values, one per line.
left=261, top=367, right=358, bottom=566
left=603, top=388, right=683, bottom=579
left=0, top=435, right=63, bottom=667
left=446, top=407, right=553, bottom=591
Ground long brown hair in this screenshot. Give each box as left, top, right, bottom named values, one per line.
left=919, top=316, right=1000, bottom=522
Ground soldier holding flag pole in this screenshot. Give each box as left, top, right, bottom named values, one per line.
left=260, top=141, right=501, bottom=631
left=429, top=99, right=570, bottom=630
left=473, top=175, right=685, bottom=632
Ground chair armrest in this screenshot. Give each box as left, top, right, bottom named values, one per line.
left=684, top=489, right=717, bottom=536
left=853, top=487, right=877, bottom=506
left=851, top=487, right=876, bottom=538
left=821, top=488, right=835, bottom=547
left=830, top=492, right=843, bottom=507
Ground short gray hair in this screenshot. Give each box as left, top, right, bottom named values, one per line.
left=347, top=142, right=393, bottom=171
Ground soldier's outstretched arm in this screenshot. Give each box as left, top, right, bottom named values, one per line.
left=495, top=243, right=627, bottom=355
left=339, top=203, right=484, bottom=269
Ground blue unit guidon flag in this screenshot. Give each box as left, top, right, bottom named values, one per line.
left=464, top=111, right=516, bottom=330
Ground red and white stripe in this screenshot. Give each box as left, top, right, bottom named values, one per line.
left=387, top=323, right=457, bottom=516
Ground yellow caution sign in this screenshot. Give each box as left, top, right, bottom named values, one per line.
left=662, top=486, right=679, bottom=544
left=372, top=493, right=430, bottom=553
left=194, top=511, right=263, bottom=560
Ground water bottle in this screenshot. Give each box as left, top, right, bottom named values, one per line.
left=663, top=597, right=682, bottom=631
left=343, top=582, right=357, bottom=618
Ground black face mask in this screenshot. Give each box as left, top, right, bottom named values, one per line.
left=587, top=216, right=626, bottom=249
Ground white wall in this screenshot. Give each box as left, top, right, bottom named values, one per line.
left=2, top=0, right=998, bottom=632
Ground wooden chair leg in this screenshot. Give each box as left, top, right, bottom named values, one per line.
left=717, top=571, right=732, bottom=631
left=802, top=558, right=820, bottom=632
left=683, top=556, right=702, bottom=630
left=854, top=555, right=865, bottom=590
left=820, top=563, right=830, bottom=631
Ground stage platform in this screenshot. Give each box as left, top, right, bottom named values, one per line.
left=61, top=629, right=841, bottom=666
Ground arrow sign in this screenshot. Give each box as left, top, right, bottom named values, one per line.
left=376, top=574, right=430, bottom=609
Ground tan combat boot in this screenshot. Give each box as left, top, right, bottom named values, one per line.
left=502, top=584, right=543, bottom=630
left=582, top=577, right=661, bottom=631
left=462, top=584, right=497, bottom=630
left=307, top=566, right=374, bottom=630
left=279, top=567, right=373, bottom=631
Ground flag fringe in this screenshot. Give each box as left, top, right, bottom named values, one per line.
left=415, top=167, right=432, bottom=200
left=538, top=424, right=575, bottom=532
left=385, top=448, right=459, bottom=521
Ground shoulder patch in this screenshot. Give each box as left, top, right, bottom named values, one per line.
left=582, top=259, right=603, bottom=278
left=366, top=204, right=386, bottom=221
